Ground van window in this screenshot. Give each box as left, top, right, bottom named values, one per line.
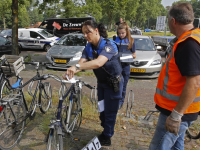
left=30, top=31, right=44, bottom=39
left=38, top=30, right=54, bottom=38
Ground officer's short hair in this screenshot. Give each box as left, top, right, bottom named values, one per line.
left=169, top=2, right=194, bottom=25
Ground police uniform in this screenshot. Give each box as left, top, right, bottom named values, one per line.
left=81, top=36, right=124, bottom=138
left=115, top=36, right=135, bottom=106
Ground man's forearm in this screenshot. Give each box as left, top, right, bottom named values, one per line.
left=174, top=75, right=200, bottom=114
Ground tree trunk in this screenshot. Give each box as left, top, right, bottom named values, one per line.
left=3, top=14, right=6, bottom=29
left=12, top=0, right=19, bottom=55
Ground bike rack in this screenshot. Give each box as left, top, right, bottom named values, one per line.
left=125, top=90, right=134, bottom=118
left=143, top=110, right=159, bottom=121
left=90, top=86, right=98, bottom=111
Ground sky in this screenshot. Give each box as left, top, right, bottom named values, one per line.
left=161, top=0, right=177, bottom=7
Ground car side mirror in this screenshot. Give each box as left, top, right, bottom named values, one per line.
left=37, top=36, right=40, bottom=39
left=156, top=45, right=162, bottom=51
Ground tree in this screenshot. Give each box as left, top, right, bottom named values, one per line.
left=18, top=0, right=31, bottom=28
left=125, top=0, right=140, bottom=28
left=81, top=0, right=102, bottom=21
left=28, top=8, right=43, bottom=25
left=99, top=0, right=128, bottom=31
left=0, top=0, right=12, bottom=29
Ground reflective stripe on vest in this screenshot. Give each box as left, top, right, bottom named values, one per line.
left=155, top=28, right=200, bottom=113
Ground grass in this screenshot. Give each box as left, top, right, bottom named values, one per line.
left=107, top=30, right=174, bottom=39
left=24, top=53, right=32, bottom=62
left=142, top=31, right=174, bottom=36
left=107, top=31, right=117, bottom=39
left=76, top=70, right=95, bottom=77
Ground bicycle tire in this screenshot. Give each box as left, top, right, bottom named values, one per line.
left=46, top=128, right=63, bottom=150
left=186, top=127, right=200, bottom=139
left=0, top=99, right=26, bottom=150
left=62, top=98, right=82, bottom=133
left=0, top=79, right=12, bottom=99
left=39, top=82, right=52, bottom=114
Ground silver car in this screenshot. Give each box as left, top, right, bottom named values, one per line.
left=130, top=35, right=162, bottom=78
left=46, top=33, right=87, bottom=69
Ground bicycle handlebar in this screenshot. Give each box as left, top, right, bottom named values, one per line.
left=82, top=82, right=94, bottom=89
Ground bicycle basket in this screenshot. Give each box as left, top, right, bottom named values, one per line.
left=0, top=55, right=25, bottom=76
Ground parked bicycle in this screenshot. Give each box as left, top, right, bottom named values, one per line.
left=46, top=76, right=94, bottom=150
left=186, top=115, right=200, bottom=139
left=0, top=55, right=24, bottom=99
left=0, top=60, right=56, bottom=150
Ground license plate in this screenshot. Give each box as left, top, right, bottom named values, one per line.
left=54, top=59, right=66, bottom=63
left=130, top=68, right=145, bottom=73
left=81, top=136, right=101, bottom=150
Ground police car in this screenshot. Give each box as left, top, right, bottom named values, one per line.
left=18, top=28, right=60, bottom=51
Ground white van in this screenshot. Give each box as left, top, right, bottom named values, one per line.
left=18, top=28, right=60, bottom=51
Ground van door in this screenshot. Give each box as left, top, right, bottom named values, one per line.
left=29, top=31, right=45, bottom=49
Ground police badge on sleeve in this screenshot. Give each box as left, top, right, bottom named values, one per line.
left=105, top=46, right=111, bottom=52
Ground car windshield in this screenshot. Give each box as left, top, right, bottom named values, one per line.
left=38, top=30, right=54, bottom=38
left=134, top=38, right=155, bottom=51
left=56, top=34, right=87, bottom=46
left=1, top=30, right=11, bottom=35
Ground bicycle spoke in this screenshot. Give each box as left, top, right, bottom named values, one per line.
left=39, top=82, right=52, bottom=113
left=0, top=101, right=25, bottom=149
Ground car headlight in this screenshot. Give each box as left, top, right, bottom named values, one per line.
left=74, top=51, right=82, bottom=58
left=151, top=59, right=161, bottom=65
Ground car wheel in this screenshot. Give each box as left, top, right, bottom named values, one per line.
left=44, top=44, right=51, bottom=52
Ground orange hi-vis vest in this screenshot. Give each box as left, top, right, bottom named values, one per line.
left=155, top=28, right=200, bottom=114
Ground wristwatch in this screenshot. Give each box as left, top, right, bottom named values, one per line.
left=75, top=63, right=80, bottom=70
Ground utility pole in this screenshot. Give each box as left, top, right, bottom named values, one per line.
left=12, top=0, right=19, bottom=55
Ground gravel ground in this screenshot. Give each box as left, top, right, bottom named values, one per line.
left=7, top=50, right=200, bottom=150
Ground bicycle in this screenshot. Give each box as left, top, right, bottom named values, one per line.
left=46, top=76, right=94, bottom=150
left=0, top=55, right=24, bottom=99
left=0, top=60, right=55, bottom=150
left=185, top=115, right=200, bottom=139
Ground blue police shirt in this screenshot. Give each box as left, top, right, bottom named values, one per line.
left=81, top=36, right=122, bottom=83
left=115, top=36, right=135, bottom=53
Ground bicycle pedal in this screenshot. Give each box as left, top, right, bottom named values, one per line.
left=71, top=111, right=78, bottom=115
left=29, top=111, right=36, bottom=120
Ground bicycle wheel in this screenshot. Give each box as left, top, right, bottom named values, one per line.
left=186, top=119, right=200, bottom=139
left=62, top=98, right=82, bottom=133
left=39, top=82, right=52, bottom=114
left=46, top=128, right=63, bottom=150
left=0, top=79, right=12, bottom=99
left=0, top=100, right=26, bottom=150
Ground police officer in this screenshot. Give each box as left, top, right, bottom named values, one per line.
left=114, top=22, right=136, bottom=109
left=63, top=20, right=124, bottom=146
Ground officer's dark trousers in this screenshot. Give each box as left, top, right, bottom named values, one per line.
left=119, top=64, right=130, bottom=106
left=98, top=76, right=124, bottom=137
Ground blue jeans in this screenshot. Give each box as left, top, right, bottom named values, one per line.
left=149, top=112, right=192, bottom=150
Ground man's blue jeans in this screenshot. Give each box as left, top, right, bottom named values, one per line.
left=149, top=112, right=192, bottom=150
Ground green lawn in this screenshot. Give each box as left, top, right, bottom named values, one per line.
left=107, top=30, right=174, bottom=39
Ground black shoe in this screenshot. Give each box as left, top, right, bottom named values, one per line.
left=98, top=133, right=111, bottom=146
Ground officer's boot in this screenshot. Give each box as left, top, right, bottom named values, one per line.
left=98, top=133, right=111, bottom=146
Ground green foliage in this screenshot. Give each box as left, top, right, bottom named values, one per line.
left=2, top=0, right=199, bottom=33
